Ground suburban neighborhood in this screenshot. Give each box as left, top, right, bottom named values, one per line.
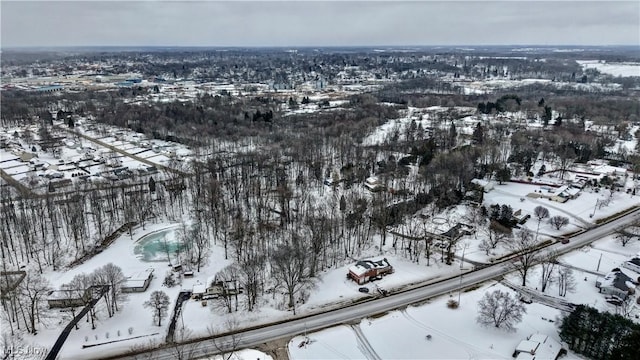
left=2, top=2, right=640, bottom=359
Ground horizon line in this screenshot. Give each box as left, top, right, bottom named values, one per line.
left=3, top=44, right=639, bottom=51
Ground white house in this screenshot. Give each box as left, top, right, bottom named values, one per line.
left=199, top=275, right=242, bottom=299
left=514, top=333, right=565, bottom=360
left=191, top=281, right=207, bottom=300
left=364, top=176, right=384, bottom=192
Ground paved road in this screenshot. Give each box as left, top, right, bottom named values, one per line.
left=103, top=207, right=640, bottom=360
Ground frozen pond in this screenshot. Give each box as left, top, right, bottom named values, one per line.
left=134, top=225, right=184, bottom=262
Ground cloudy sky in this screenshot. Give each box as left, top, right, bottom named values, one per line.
left=2, top=1, right=639, bottom=47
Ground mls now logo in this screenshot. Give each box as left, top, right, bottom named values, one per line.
left=1, top=345, right=47, bottom=358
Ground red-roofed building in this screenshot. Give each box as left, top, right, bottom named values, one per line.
left=348, top=257, right=394, bottom=285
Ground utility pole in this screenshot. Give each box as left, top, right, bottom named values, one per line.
left=458, top=243, right=469, bottom=304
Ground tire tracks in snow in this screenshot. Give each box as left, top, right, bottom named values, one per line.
left=400, top=309, right=509, bottom=360
left=350, top=324, right=382, bottom=360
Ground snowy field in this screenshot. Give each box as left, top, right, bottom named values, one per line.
left=289, top=283, right=582, bottom=360
left=290, top=234, right=640, bottom=360
left=577, top=60, right=640, bottom=77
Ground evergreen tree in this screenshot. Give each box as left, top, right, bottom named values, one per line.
left=472, top=123, right=484, bottom=145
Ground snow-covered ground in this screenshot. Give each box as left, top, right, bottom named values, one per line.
left=6, top=101, right=640, bottom=360
left=28, top=221, right=234, bottom=360
left=289, top=282, right=582, bottom=360
left=289, top=231, right=640, bottom=360
left=26, top=173, right=640, bottom=359
left=577, top=60, right=640, bottom=77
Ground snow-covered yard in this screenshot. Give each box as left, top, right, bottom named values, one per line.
left=289, top=283, right=581, bottom=360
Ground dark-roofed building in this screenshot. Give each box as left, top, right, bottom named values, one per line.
left=623, top=257, right=640, bottom=274
left=596, top=269, right=637, bottom=300
left=47, top=286, right=91, bottom=309
left=348, top=257, right=394, bottom=285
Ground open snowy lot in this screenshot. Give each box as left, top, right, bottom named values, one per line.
left=289, top=283, right=582, bottom=360
left=577, top=60, right=640, bottom=77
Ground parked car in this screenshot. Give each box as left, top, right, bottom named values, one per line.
left=358, top=287, right=369, bottom=293
left=519, top=294, right=533, bottom=304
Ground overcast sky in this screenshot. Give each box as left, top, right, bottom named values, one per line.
left=2, top=1, right=639, bottom=48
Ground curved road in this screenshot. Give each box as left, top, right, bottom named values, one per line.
left=107, top=207, right=640, bottom=360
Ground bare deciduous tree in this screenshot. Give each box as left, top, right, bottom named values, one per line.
left=270, top=238, right=312, bottom=315
left=211, top=265, right=240, bottom=314
left=507, top=229, right=541, bottom=287
left=18, top=271, right=51, bottom=335
left=479, top=220, right=511, bottom=255
left=69, top=272, right=97, bottom=329
left=144, top=290, right=170, bottom=326
left=168, top=325, right=200, bottom=360
left=209, top=316, right=242, bottom=360
left=615, top=224, right=640, bottom=247
left=476, top=289, right=526, bottom=331
left=533, top=205, right=550, bottom=240
left=95, top=263, right=126, bottom=316
left=557, top=267, right=576, bottom=297
left=549, top=216, right=569, bottom=230
left=539, top=251, right=558, bottom=293
left=238, top=252, right=264, bottom=312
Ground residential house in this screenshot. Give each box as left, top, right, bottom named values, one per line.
left=199, top=275, right=242, bottom=299
left=364, top=176, right=385, bottom=192
left=622, top=257, right=640, bottom=274
left=348, top=257, right=394, bottom=285
left=595, top=269, right=637, bottom=300
left=553, top=185, right=581, bottom=200
left=191, top=281, right=207, bottom=300
left=47, top=285, right=91, bottom=309
left=513, top=333, right=566, bottom=360
left=121, top=268, right=154, bottom=293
